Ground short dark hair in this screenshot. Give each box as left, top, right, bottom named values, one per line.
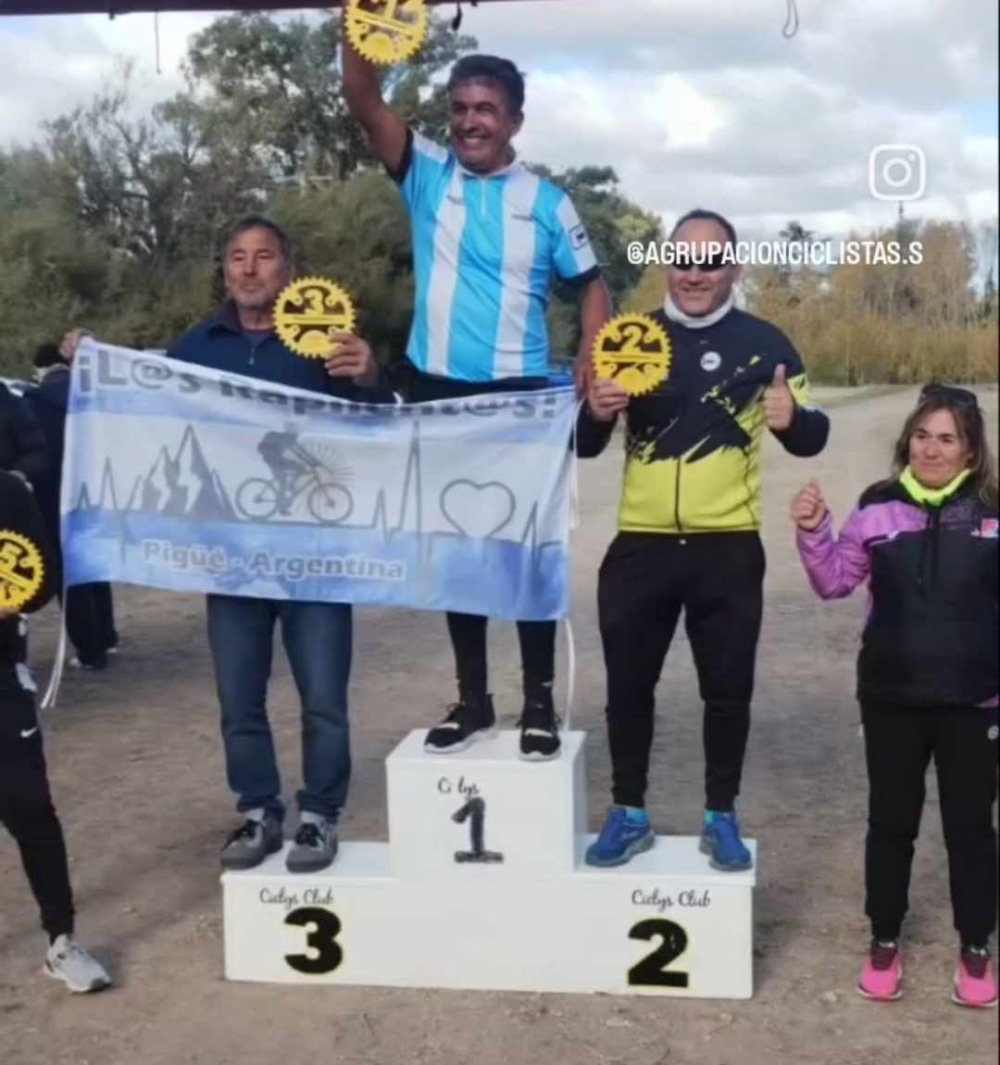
left=670, top=209, right=738, bottom=248
left=32, top=342, right=67, bottom=370
left=223, top=215, right=294, bottom=266
left=447, top=55, right=525, bottom=116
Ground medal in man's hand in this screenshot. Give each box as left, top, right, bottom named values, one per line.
left=592, top=314, right=672, bottom=396
left=274, top=278, right=357, bottom=359
left=346, top=0, right=429, bottom=66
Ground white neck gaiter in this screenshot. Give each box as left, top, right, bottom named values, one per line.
left=663, top=295, right=734, bottom=330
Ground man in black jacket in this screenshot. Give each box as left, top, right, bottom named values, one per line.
left=580, top=208, right=830, bottom=872
left=61, top=216, right=390, bottom=875
left=0, top=469, right=111, bottom=992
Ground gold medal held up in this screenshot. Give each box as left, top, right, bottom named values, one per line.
left=346, top=0, right=429, bottom=66
left=592, top=313, right=672, bottom=396
left=0, top=530, right=44, bottom=612
left=274, top=278, right=357, bottom=359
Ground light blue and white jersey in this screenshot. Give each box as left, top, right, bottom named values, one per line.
left=397, top=130, right=600, bottom=383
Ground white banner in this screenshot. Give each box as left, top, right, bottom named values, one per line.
left=61, top=340, right=579, bottom=620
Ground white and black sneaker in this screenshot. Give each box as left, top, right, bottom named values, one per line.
left=518, top=694, right=560, bottom=761
left=45, top=936, right=112, bottom=993
left=424, top=696, right=496, bottom=754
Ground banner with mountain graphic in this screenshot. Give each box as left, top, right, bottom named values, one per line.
left=61, top=340, right=578, bottom=620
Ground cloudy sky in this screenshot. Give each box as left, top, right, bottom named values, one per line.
left=0, top=0, right=996, bottom=240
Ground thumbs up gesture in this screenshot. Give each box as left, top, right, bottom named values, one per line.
left=763, top=362, right=795, bottom=431
left=791, top=481, right=828, bottom=531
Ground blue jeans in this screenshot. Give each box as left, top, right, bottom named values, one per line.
left=206, top=596, right=352, bottom=823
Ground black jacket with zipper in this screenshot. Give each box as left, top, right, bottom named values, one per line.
left=797, top=475, right=998, bottom=708
left=859, top=477, right=997, bottom=707
left=0, top=381, right=48, bottom=486
left=0, top=470, right=56, bottom=669
left=577, top=307, right=829, bottom=533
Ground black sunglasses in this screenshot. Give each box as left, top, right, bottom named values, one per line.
left=920, top=383, right=979, bottom=409
left=670, top=254, right=730, bottom=273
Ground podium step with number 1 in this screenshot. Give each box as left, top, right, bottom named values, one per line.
left=222, top=729, right=756, bottom=997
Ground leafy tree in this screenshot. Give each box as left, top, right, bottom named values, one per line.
left=533, top=165, right=663, bottom=360
left=179, top=12, right=473, bottom=182
left=269, top=172, right=414, bottom=364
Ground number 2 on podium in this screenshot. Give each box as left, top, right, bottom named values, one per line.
left=284, top=907, right=343, bottom=975
left=627, top=919, right=689, bottom=988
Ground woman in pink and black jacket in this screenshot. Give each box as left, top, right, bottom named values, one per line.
left=792, top=384, right=998, bottom=1009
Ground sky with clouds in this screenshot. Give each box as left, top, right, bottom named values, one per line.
left=0, top=0, right=996, bottom=241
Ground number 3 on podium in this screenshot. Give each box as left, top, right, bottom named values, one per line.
left=627, top=919, right=689, bottom=988
left=284, top=907, right=344, bottom=975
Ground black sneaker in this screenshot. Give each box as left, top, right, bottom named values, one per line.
left=517, top=694, right=560, bottom=761
left=424, top=696, right=495, bottom=754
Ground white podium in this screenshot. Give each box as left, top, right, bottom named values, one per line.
left=387, top=729, right=587, bottom=876
left=223, top=730, right=756, bottom=998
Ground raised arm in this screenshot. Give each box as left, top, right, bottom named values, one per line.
left=341, top=7, right=410, bottom=174
left=792, top=482, right=870, bottom=599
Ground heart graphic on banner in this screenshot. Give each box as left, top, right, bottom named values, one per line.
left=440, top=480, right=516, bottom=540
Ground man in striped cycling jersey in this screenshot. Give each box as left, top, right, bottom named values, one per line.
left=343, top=20, right=612, bottom=761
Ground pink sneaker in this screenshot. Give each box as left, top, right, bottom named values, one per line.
left=952, top=947, right=998, bottom=1009
left=857, top=940, right=903, bottom=1001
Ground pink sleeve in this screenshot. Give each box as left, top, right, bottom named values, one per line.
left=796, top=509, right=870, bottom=599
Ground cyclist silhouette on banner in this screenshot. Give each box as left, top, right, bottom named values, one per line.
left=237, top=430, right=353, bottom=525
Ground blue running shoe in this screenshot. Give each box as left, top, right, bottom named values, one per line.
left=585, top=806, right=655, bottom=867
left=699, top=811, right=752, bottom=871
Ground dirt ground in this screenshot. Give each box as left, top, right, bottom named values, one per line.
left=1, top=386, right=997, bottom=1065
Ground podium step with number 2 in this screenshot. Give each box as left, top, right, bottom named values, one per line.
left=222, top=729, right=756, bottom=998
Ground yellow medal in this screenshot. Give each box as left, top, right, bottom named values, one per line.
left=592, top=313, right=672, bottom=396
left=0, top=530, right=45, bottom=612
left=346, top=0, right=429, bottom=66
left=274, top=277, right=358, bottom=359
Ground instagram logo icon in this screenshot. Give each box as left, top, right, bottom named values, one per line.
left=869, top=144, right=926, bottom=201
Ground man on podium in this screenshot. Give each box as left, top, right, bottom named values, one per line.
left=62, top=217, right=390, bottom=874
left=578, top=209, right=830, bottom=871
left=342, top=17, right=612, bottom=762
left=168, top=217, right=391, bottom=874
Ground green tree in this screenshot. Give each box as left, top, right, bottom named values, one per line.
left=532, top=165, right=663, bottom=360
left=269, top=171, right=414, bottom=364
left=179, top=11, right=473, bottom=182
left=46, top=73, right=267, bottom=263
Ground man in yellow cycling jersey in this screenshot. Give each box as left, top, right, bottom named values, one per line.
left=579, top=208, right=829, bottom=870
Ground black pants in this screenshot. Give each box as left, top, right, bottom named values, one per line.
left=401, top=360, right=556, bottom=703
left=861, top=701, right=998, bottom=946
left=38, top=495, right=118, bottom=668
left=62, top=582, right=117, bottom=666
left=598, top=531, right=765, bottom=810
left=0, top=669, right=75, bottom=941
